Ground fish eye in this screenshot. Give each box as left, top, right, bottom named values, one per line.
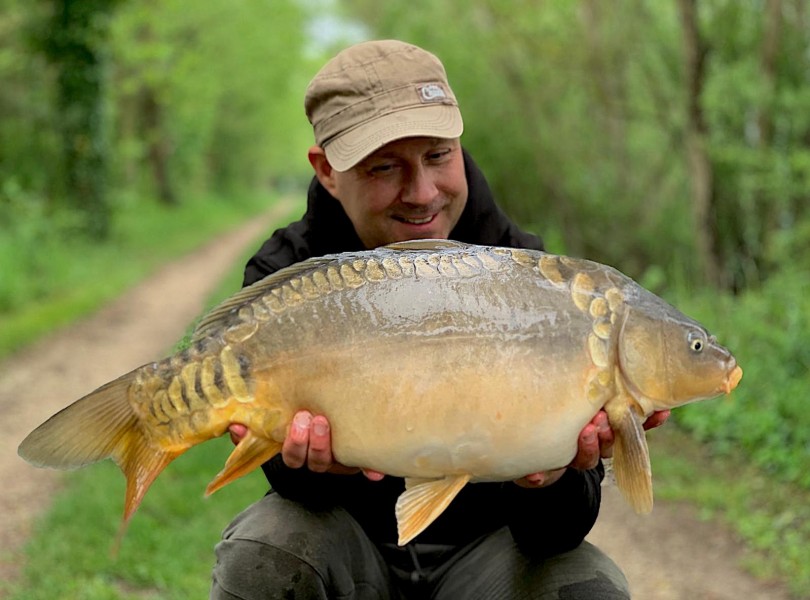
left=687, top=331, right=705, bottom=353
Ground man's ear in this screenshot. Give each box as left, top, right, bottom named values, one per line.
left=308, top=146, right=340, bottom=197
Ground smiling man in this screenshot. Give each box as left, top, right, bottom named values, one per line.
left=308, top=136, right=468, bottom=248
left=211, top=40, right=664, bottom=600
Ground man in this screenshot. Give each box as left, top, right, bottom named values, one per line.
left=211, top=39, right=667, bottom=599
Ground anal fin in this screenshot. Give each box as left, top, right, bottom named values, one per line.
left=396, top=474, right=471, bottom=546
left=606, top=399, right=653, bottom=514
left=205, top=431, right=282, bottom=496
left=112, top=433, right=182, bottom=555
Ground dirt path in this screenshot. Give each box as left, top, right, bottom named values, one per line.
left=0, top=207, right=286, bottom=584
left=0, top=209, right=796, bottom=598
left=588, top=487, right=794, bottom=599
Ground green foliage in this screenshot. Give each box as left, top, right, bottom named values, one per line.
left=107, top=0, right=313, bottom=199
left=0, top=0, right=57, bottom=198
left=341, top=0, right=810, bottom=291
left=341, top=0, right=696, bottom=280
left=0, top=191, right=276, bottom=359
left=37, top=0, right=122, bottom=238
left=5, top=439, right=268, bottom=599
left=699, top=1, right=810, bottom=290
left=671, top=270, right=810, bottom=490
left=0, top=0, right=314, bottom=237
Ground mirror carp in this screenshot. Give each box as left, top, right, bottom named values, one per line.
left=18, top=240, right=742, bottom=545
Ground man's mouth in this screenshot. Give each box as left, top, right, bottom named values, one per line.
left=395, top=215, right=435, bottom=225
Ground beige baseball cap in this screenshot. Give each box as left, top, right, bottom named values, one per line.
left=305, top=40, right=464, bottom=172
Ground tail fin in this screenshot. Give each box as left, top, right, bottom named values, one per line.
left=19, top=373, right=139, bottom=470
left=18, top=369, right=181, bottom=531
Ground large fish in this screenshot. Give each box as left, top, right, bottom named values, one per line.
left=18, top=240, right=742, bottom=545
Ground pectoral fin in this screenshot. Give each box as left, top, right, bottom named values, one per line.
left=205, top=432, right=282, bottom=496
left=605, top=400, right=653, bottom=514
left=396, top=474, right=470, bottom=546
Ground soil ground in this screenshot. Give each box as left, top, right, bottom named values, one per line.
left=0, top=213, right=796, bottom=598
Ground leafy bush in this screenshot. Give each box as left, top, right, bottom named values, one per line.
left=670, top=269, right=810, bottom=490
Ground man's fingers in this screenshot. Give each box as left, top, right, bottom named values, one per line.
left=362, top=469, right=385, bottom=481
left=593, top=410, right=614, bottom=459
left=643, top=410, right=671, bottom=431
left=228, top=423, right=247, bottom=445
left=514, top=469, right=565, bottom=489
left=517, top=472, right=547, bottom=488
left=569, top=423, right=601, bottom=470
left=306, top=415, right=334, bottom=472
left=281, top=411, right=313, bottom=468
left=279, top=411, right=380, bottom=478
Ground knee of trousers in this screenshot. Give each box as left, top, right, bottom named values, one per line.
left=211, top=493, right=386, bottom=599
left=552, top=541, right=631, bottom=599
left=212, top=536, right=327, bottom=599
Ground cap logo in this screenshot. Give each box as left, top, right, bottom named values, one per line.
left=418, top=83, right=448, bottom=103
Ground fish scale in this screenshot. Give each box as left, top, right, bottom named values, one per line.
left=18, top=240, right=742, bottom=547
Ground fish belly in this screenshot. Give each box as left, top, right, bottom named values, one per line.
left=261, top=335, right=599, bottom=481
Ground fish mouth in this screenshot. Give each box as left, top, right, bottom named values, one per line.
left=722, top=364, right=743, bottom=394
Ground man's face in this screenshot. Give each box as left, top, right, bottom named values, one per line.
left=326, top=137, right=468, bottom=249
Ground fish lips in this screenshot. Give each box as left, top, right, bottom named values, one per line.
left=722, top=364, right=743, bottom=394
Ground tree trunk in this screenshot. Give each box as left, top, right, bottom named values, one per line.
left=677, top=0, right=722, bottom=286
left=758, top=0, right=782, bottom=146
left=749, top=0, right=783, bottom=285
left=581, top=0, right=629, bottom=191
left=139, top=86, right=177, bottom=206
left=797, top=0, right=810, bottom=223
left=45, top=0, right=116, bottom=239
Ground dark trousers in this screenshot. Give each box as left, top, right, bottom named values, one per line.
left=210, top=492, right=630, bottom=599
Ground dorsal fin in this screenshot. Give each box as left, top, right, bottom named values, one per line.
left=383, top=239, right=469, bottom=252
left=191, top=255, right=334, bottom=342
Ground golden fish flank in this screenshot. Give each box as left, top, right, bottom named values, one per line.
left=18, top=240, right=742, bottom=547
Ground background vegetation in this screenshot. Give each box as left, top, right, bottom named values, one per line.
left=1, top=0, right=808, bottom=596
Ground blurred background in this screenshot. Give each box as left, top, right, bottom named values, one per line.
left=1, top=0, right=808, bottom=597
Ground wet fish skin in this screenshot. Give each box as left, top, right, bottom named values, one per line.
left=18, top=240, right=742, bottom=546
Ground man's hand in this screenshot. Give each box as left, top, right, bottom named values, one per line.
left=228, top=411, right=384, bottom=481
left=514, top=409, right=671, bottom=489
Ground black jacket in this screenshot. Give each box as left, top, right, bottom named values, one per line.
left=242, top=150, right=602, bottom=557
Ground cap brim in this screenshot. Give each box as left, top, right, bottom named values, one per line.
left=323, top=104, right=463, bottom=172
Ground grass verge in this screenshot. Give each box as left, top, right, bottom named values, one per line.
left=0, top=192, right=284, bottom=360
left=3, top=207, right=291, bottom=599
left=651, top=425, right=810, bottom=598
left=5, top=440, right=268, bottom=599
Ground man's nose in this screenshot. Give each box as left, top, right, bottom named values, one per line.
left=402, top=165, right=438, bottom=206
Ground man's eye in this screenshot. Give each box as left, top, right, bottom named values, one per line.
left=370, top=163, right=394, bottom=173
left=427, top=149, right=451, bottom=162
